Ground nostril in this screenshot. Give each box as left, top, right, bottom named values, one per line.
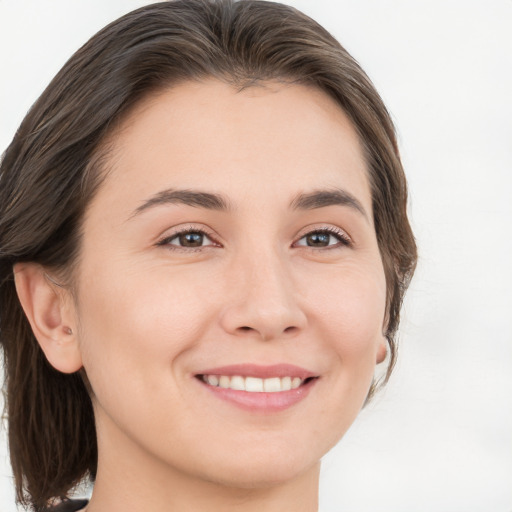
left=237, top=325, right=298, bottom=336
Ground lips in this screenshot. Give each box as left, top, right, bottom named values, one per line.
left=195, top=364, right=318, bottom=412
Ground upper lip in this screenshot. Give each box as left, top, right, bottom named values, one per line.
left=195, top=363, right=317, bottom=380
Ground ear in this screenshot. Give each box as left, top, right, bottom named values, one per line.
left=13, top=263, right=83, bottom=374
left=376, top=334, right=388, bottom=364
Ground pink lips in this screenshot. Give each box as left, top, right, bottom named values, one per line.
left=195, top=363, right=318, bottom=413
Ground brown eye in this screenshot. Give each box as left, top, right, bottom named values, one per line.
left=295, top=229, right=351, bottom=249
left=305, top=233, right=330, bottom=247
left=178, top=232, right=205, bottom=247
left=159, top=229, right=215, bottom=249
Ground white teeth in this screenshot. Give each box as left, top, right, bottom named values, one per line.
left=291, top=377, right=302, bottom=389
left=219, top=375, right=230, bottom=389
left=263, top=377, right=281, bottom=392
left=281, top=376, right=292, bottom=391
left=207, top=375, right=219, bottom=386
left=202, top=374, right=307, bottom=392
left=245, top=377, right=264, bottom=392
left=230, top=375, right=245, bottom=391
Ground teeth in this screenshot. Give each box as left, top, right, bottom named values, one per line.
left=219, top=375, right=230, bottom=389
left=246, top=377, right=264, bottom=392
left=207, top=375, right=219, bottom=386
left=281, top=376, right=292, bottom=391
left=230, top=375, right=245, bottom=391
left=263, top=377, right=281, bottom=392
left=202, top=375, right=306, bottom=392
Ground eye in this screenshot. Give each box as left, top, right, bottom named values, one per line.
left=157, top=228, right=217, bottom=249
left=294, top=228, right=351, bottom=248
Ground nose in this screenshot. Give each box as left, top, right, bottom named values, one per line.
left=219, top=250, right=307, bottom=341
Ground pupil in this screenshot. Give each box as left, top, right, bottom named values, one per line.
left=179, top=232, right=203, bottom=247
left=307, top=233, right=329, bottom=246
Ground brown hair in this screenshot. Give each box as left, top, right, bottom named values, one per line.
left=0, top=0, right=417, bottom=509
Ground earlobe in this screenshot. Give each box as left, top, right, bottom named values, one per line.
left=13, top=263, right=83, bottom=374
left=376, top=334, right=388, bottom=364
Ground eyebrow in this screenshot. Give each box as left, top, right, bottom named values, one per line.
left=130, top=186, right=368, bottom=221
left=290, top=188, right=368, bottom=220
left=131, top=188, right=230, bottom=218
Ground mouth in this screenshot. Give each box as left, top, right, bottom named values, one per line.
left=197, top=374, right=316, bottom=393
left=194, top=364, right=319, bottom=412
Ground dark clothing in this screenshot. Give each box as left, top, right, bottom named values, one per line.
left=47, top=498, right=89, bottom=512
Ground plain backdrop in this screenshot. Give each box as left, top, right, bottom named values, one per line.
left=1, top=1, right=511, bottom=511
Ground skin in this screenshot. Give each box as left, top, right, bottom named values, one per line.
left=15, top=80, right=387, bottom=512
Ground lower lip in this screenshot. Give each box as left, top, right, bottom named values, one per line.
left=197, top=377, right=317, bottom=413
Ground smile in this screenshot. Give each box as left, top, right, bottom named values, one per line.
left=200, top=374, right=305, bottom=392
left=195, top=364, right=319, bottom=412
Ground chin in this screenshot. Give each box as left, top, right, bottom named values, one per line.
left=190, top=441, right=322, bottom=490
left=202, top=462, right=316, bottom=490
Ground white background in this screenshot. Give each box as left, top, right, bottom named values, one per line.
left=1, top=1, right=511, bottom=511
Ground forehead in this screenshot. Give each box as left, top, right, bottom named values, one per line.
left=90, top=79, right=371, bottom=216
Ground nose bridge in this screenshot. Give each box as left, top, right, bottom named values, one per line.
left=246, top=246, right=293, bottom=307
left=220, top=243, right=306, bottom=340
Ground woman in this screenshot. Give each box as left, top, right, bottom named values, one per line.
left=0, top=1, right=416, bottom=511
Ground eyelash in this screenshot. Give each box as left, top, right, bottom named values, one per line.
left=156, top=226, right=219, bottom=252
left=156, top=226, right=352, bottom=251
left=294, top=227, right=352, bottom=249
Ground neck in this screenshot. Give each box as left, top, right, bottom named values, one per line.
left=86, top=410, right=320, bottom=512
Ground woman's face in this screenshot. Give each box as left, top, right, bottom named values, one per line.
left=72, top=80, right=387, bottom=486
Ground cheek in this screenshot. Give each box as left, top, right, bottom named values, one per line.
left=75, top=264, right=214, bottom=395
left=305, top=261, right=386, bottom=348
left=293, top=264, right=387, bottom=452
left=305, top=261, right=385, bottom=403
